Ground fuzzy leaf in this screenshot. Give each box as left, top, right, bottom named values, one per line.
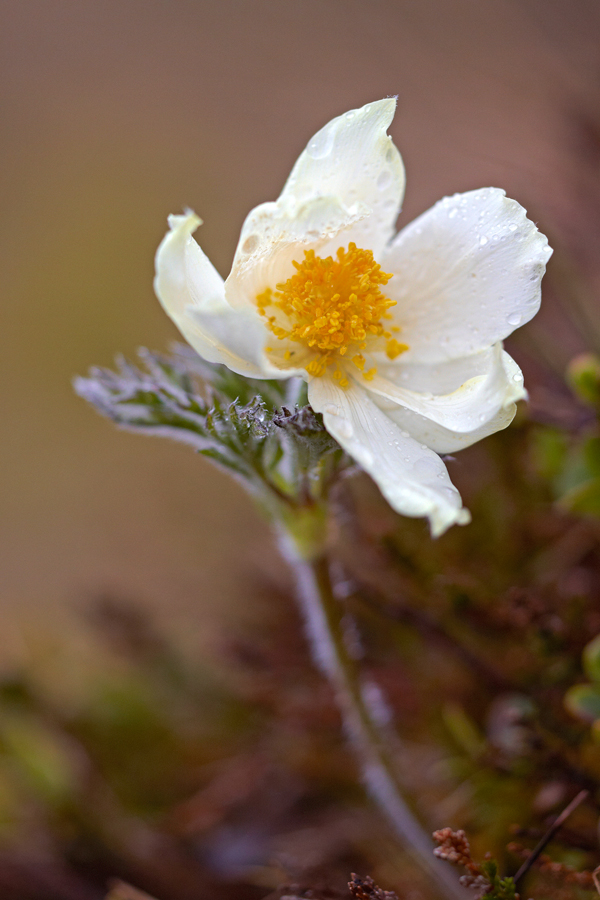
left=75, top=346, right=350, bottom=508
left=564, top=683, right=600, bottom=722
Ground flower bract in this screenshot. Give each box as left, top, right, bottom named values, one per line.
left=155, top=99, right=552, bottom=535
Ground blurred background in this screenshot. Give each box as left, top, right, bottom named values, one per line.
left=2, top=2, right=600, bottom=899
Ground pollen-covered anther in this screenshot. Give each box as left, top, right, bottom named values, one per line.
left=386, top=338, right=409, bottom=360
left=258, top=243, right=403, bottom=383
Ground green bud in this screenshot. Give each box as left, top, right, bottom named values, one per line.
left=566, top=353, right=600, bottom=407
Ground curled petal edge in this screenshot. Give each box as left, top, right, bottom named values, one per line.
left=308, top=376, right=471, bottom=537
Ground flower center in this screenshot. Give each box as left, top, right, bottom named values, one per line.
left=256, top=243, right=408, bottom=386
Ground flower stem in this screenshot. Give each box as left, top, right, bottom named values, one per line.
left=278, top=532, right=466, bottom=900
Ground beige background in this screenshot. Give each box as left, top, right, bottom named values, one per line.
left=2, top=0, right=599, bottom=657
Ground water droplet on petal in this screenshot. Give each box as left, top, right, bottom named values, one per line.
left=479, top=235, right=489, bottom=246
left=507, top=312, right=522, bottom=326
left=376, top=169, right=392, bottom=191
left=323, top=403, right=340, bottom=416
left=336, top=419, right=354, bottom=440
left=440, top=486, right=459, bottom=501
left=512, top=372, right=524, bottom=383
left=306, top=127, right=335, bottom=160
left=242, top=234, right=259, bottom=253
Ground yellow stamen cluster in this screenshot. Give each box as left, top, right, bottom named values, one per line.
left=256, top=243, right=408, bottom=384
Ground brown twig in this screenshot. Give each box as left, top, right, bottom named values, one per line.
left=513, top=789, right=589, bottom=886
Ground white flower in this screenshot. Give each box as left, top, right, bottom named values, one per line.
left=155, top=99, right=552, bottom=536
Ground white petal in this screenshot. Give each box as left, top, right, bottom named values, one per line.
left=381, top=188, right=552, bottom=364
left=362, top=344, right=525, bottom=453
left=373, top=345, right=501, bottom=395
left=308, top=377, right=471, bottom=537
left=154, top=212, right=289, bottom=379
left=279, top=98, right=405, bottom=256
left=225, top=99, right=405, bottom=309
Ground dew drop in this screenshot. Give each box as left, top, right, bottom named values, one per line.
left=336, top=419, right=354, bottom=440
left=479, top=235, right=489, bottom=246
left=242, top=234, right=259, bottom=253
left=512, top=372, right=524, bottom=383
left=323, top=403, right=340, bottom=416
left=376, top=169, right=392, bottom=191
left=345, top=111, right=356, bottom=120
left=306, top=127, right=335, bottom=160
left=440, top=486, right=459, bottom=501
left=507, top=312, right=521, bottom=326
left=448, top=208, right=458, bottom=219
left=509, top=223, right=518, bottom=232
left=385, top=147, right=395, bottom=164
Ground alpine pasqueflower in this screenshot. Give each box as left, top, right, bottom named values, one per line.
left=155, top=99, right=552, bottom=535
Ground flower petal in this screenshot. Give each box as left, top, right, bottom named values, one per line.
left=361, top=344, right=525, bottom=453
left=278, top=97, right=405, bottom=256
left=225, top=99, right=405, bottom=309
left=308, top=376, right=471, bottom=537
left=381, top=188, right=552, bottom=364
left=373, top=346, right=501, bottom=394
left=154, top=212, right=285, bottom=378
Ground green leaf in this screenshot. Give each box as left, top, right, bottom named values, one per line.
left=583, top=633, right=600, bottom=682
left=559, top=477, right=600, bottom=516
left=583, top=435, right=600, bottom=477
left=564, top=683, right=600, bottom=722
left=75, top=346, right=351, bottom=513
left=530, top=427, right=568, bottom=482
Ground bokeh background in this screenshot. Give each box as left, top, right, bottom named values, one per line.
left=2, top=2, right=600, bottom=898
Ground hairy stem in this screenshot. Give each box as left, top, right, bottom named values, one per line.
left=279, top=533, right=466, bottom=900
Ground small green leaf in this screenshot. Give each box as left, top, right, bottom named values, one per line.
left=583, top=435, right=600, bottom=477
left=530, top=427, right=568, bottom=481
left=559, top=477, right=600, bottom=516
left=583, top=633, right=600, bottom=682
left=564, top=683, right=600, bottom=722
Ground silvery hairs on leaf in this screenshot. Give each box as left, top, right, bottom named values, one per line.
left=74, top=345, right=350, bottom=507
